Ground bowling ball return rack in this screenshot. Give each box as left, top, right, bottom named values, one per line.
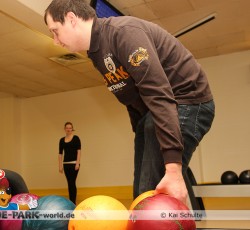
left=197, top=229, right=249, bottom=230
left=185, top=167, right=250, bottom=211
left=192, top=183, right=250, bottom=198
left=193, top=183, right=250, bottom=230
left=185, top=167, right=250, bottom=230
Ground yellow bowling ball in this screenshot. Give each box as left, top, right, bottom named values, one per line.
left=68, top=195, right=129, bottom=230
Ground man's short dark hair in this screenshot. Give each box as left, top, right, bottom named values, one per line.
left=44, top=0, right=96, bottom=25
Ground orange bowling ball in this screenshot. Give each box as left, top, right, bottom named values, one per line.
left=68, top=195, right=129, bottom=230
left=129, top=190, right=155, bottom=210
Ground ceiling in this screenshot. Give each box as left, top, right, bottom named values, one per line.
left=1, top=0, right=250, bottom=98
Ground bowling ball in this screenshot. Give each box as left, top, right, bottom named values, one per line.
left=127, top=193, right=196, bottom=230
left=221, top=170, right=239, bottom=184
left=0, top=219, right=23, bottom=230
left=0, top=217, right=22, bottom=230
left=3, top=169, right=29, bottom=195
left=0, top=218, right=22, bottom=230
left=68, top=195, right=129, bottom=230
left=239, top=170, right=250, bottom=184
left=22, top=195, right=75, bottom=230
left=0, top=193, right=39, bottom=230
left=129, top=190, right=155, bottom=210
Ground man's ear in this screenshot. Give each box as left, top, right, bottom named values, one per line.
left=65, top=12, right=77, bottom=27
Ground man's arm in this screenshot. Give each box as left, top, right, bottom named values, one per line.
left=155, top=163, right=187, bottom=204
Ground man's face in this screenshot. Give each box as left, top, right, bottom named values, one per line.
left=0, top=188, right=11, bottom=207
left=46, top=13, right=77, bottom=52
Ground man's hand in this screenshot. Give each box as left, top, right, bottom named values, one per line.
left=155, top=163, right=187, bottom=205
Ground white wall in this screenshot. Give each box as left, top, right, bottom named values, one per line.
left=1, top=50, right=250, bottom=189
left=0, top=96, right=22, bottom=173
left=190, top=49, right=250, bottom=183
left=20, top=86, right=134, bottom=189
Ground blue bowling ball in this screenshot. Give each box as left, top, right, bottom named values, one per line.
left=22, top=195, right=75, bottom=230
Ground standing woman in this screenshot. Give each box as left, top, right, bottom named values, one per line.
left=59, top=122, right=81, bottom=204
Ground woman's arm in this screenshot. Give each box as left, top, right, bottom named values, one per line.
left=75, top=149, right=81, bottom=170
left=58, top=154, right=63, bottom=173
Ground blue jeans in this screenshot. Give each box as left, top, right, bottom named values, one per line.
left=133, top=100, right=215, bottom=199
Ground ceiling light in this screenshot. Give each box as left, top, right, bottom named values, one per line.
left=173, top=13, right=217, bottom=38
